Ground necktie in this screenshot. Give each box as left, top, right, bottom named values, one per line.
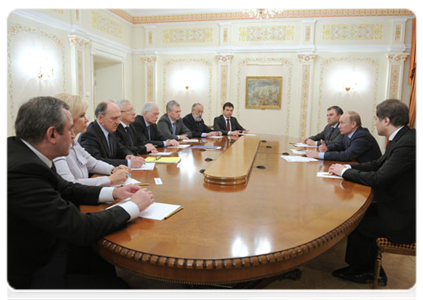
left=147, top=125, right=151, bottom=140
left=51, top=163, right=57, bottom=174
left=125, top=126, right=133, bottom=146
left=328, top=127, right=335, bottom=140
left=226, top=118, right=230, bottom=131
left=172, top=122, right=176, bottom=135
left=107, top=133, right=113, bottom=157
left=386, top=140, right=391, bottom=150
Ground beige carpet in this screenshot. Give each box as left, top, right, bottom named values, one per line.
left=118, top=240, right=420, bottom=300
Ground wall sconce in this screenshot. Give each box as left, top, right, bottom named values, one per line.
left=185, top=85, right=190, bottom=90
left=37, top=56, right=55, bottom=80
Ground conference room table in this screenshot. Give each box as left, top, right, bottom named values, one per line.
left=81, top=134, right=372, bottom=286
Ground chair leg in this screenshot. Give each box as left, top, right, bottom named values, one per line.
left=373, top=248, right=383, bottom=289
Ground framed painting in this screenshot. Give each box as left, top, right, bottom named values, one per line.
left=245, top=76, right=282, bottom=109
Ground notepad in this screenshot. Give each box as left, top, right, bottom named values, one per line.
left=111, top=177, right=140, bottom=187
left=182, top=139, right=199, bottom=143
left=166, top=144, right=190, bottom=149
left=139, top=202, right=183, bottom=220
left=290, top=149, right=307, bottom=155
left=192, top=145, right=221, bottom=150
left=317, top=172, right=343, bottom=179
left=293, top=143, right=318, bottom=148
left=281, top=155, right=318, bottom=162
left=131, top=163, right=155, bottom=171
left=149, top=152, right=172, bottom=156
left=145, top=157, right=181, bottom=164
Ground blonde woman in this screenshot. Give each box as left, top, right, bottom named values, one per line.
left=53, top=93, right=129, bottom=186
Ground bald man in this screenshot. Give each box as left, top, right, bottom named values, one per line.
left=79, top=100, right=145, bottom=168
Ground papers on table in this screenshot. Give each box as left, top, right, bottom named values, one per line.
left=290, top=149, right=307, bottom=155
left=240, top=133, right=257, bottom=136
left=139, top=202, right=183, bottom=220
left=149, top=152, right=172, bottom=155
left=281, top=155, right=318, bottom=162
left=131, top=163, right=155, bottom=171
left=293, top=143, right=318, bottom=148
left=206, top=135, right=224, bottom=139
left=166, top=144, right=190, bottom=149
left=112, top=177, right=140, bottom=187
left=317, top=172, right=343, bottom=179
left=145, top=156, right=181, bottom=164
left=192, top=145, right=221, bottom=150
left=182, top=139, right=199, bottom=143
left=107, top=200, right=183, bottom=221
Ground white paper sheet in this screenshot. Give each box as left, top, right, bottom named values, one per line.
left=149, top=152, right=172, bottom=155
left=139, top=202, right=183, bottom=220
left=293, top=143, right=318, bottom=148
left=166, top=144, right=190, bottom=149
left=131, top=163, right=155, bottom=171
left=281, top=155, right=318, bottom=162
left=181, top=139, right=199, bottom=143
left=317, top=172, right=343, bottom=179
left=290, top=149, right=307, bottom=155
left=111, top=177, right=140, bottom=187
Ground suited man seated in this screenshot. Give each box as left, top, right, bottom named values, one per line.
left=115, top=99, right=157, bottom=155
left=213, top=102, right=248, bottom=136
left=301, top=105, right=344, bottom=146
left=131, top=102, right=179, bottom=148
left=158, top=100, right=192, bottom=140
left=183, top=103, right=222, bottom=138
left=8, top=96, right=154, bottom=289
left=79, top=100, right=145, bottom=167
left=306, top=111, right=381, bottom=163
left=328, top=99, right=415, bottom=286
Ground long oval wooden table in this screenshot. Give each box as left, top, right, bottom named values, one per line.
left=81, top=134, right=372, bottom=286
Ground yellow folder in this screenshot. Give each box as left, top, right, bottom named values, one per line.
left=145, top=156, right=181, bottom=164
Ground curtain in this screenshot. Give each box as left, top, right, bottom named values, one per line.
left=408, top=18, right=416, bottom=128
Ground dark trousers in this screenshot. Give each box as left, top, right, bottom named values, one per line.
left=14, top=242, right=130, bottom=289
left=345, top=203, right=386, bottom=270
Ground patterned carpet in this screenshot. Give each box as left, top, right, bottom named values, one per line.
left=117, top=240, right=420, bottom=300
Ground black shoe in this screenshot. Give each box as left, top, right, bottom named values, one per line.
left=332, top=265, right=387, bottom=286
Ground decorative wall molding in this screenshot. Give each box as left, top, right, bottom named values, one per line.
left=298, top=54, right=318, bottom=138
left=141, top=56, right=158, bottom=102
left=322, top=24, right=383, bottom=40
left=163, top=28, right=213, bottom=44
left=239, top=26, right=295, bottom=42
left=110, top=9, right=415, bottom=25
left=7, top=23, right=66, bottom=135
left=92, top=10, right=123, bottom=39
left=216, top=55, right=234, bottom=107
left=237, top=57, right=293, bottom=135
left=386, top=53, right=409, bottom=99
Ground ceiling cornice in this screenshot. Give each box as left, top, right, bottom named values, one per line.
left=109, top=9, right=416, bottom=25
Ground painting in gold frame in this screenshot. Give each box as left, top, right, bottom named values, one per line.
left=245, top=76, right=282, bottom=109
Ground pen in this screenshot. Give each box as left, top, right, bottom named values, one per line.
left=164, top=206, right=183, bottom=220
left=155, top=156, right=162, bottom=160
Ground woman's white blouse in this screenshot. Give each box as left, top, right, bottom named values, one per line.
left=53, top=141, right=114, bottom=186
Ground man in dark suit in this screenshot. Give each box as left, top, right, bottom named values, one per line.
left=301, top=105, right=344, bottom=146
left=8, top=96, right=155, bottom=288
left=306, top=111, right=381, bottom=163
left=115, top=99, right=157, bottom=155
left=158, top=100, right=192, bottom=140
left=183, top=103, right=222, bottom=138
left=131, top=102, right=179, bottom=148
left=328, top=99, right=415, bottom=286
left=213, top=102, right=248, bottom=136
left=79, top=100, right=145, bottom=167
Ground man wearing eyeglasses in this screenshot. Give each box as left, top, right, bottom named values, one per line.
left=115, top=99, right=157, bottom=155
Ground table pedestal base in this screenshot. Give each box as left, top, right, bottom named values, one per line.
left=183, top=269, right=302, bottom=300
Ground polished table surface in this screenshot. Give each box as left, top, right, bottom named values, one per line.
left=81, top=134, right=372, bottom=285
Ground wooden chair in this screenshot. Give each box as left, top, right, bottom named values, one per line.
left=373, top=237, right=416, bottom=289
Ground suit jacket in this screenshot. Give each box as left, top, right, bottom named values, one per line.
left=131, top=115, right=167, bottom=148
left=157, top=114, right=192, bottom=140
left=7, top=137, right=130, bottom=288
left=308, top=123, right=343, bottom=146
left=79, top=121, right=132, bottom=166
left=213, top=115, right=246, bottom=136
left=343, top=126, right=415, bottom=244
left=182, top=113, right=212, bottom=138
left=324, top=127, right=381, bottom=163
left=115, top=123, right=149, bottom=155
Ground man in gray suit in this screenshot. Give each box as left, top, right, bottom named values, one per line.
left=158, top=100, right=192, bottom=140
left=301, top=106, right=344, bottom=146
